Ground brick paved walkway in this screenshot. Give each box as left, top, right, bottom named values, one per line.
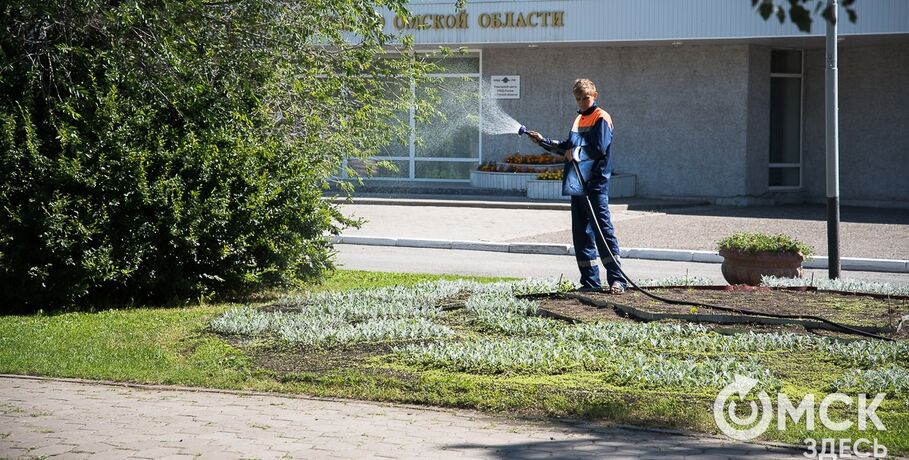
left=0, top=376, right=810, bottom=459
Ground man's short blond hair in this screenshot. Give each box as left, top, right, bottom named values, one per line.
left=572, top=79, right=597, bottom=97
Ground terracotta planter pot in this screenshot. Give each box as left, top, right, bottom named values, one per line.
left=719, top=249, right=805, bottom=286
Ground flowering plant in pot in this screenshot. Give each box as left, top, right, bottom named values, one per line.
left=716, top=232, right=813, bottom=286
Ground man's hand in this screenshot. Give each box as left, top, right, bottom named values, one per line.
left=525, top=130, right=543, bottom=144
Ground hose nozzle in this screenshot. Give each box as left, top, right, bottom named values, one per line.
left=517, top=125, right=527, bottom=136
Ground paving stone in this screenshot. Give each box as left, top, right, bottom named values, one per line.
left=85, top=448, right=140, bottom=460
left=0, top=377, right=823, bottom=459
left=49, top=452, right=93, bottom=460
left=130, top=446, right=183, bottom=458
left=26, top=442, right=75, bottom=457
left=170, top=445, right=216, bottom=457
left=189, top=453, right=227, bottom=460
left=0, top=446, right=30, bottom=458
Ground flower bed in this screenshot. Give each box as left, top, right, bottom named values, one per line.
left=207, top=278, right=909, bottom=454
left=503, top=153, right=563, bottom=166
left=473, top=161, right=636, bottom=195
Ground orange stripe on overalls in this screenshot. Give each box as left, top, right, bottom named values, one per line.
left=574, top=108, right=613, bottom=131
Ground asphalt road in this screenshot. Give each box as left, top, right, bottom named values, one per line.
left=334, top=245, right=909, bottom=286
left=339, top=203, right=909, bottom=260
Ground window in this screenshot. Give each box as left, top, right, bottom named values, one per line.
left=413, top=75, right=480, bottom=179
left=367, top=53, right=482, bottom=181
left=768, top=49, right=803, bottom=189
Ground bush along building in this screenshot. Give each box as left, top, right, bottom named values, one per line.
left=349, top=0, right=909, bottom=207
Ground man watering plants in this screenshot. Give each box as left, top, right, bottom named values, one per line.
left=525, top=79, right=627, bottom=294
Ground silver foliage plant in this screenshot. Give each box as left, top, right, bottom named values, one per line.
left=210, top=306, right=277, bottom=336
left=276, top=317, right=453, bottom=346
left=831, top=365, right=909, bottom=397
left=761, top=275, right=909, bottom=297
left=611, top=353, right=780, bottom=391
left=397, top=337, right=603, bottom=375
left=465, top=290, right=561, bottom=335
left=210, top=278, right=566, bottom=346
left=636, top=276, right=718, bottom=287
left=395, top=336, right=780, bottom=391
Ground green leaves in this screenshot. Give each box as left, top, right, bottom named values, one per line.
left=0, top=0, right=432, bottom=311
left=751, top=0, right=859, bottom=33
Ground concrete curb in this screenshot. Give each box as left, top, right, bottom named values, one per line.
left=332, top=196, right=575, bottom=211
left=330, top=196, right=710, bottom=212
left=451, top=241, right=511, bottom=252
left=804, top=256, right=909, bottom=273
left=333, top=235, right=909, bottom=274
left=508, top=242, right=572, bottom=255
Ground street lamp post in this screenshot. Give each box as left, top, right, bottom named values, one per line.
left=825, top=0, right=841, bottom=280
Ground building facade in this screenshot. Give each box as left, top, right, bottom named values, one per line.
left=367, top=0, right=909, bottom=207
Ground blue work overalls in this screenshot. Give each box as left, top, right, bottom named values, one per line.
left=540, top=104, right=626, bottom=290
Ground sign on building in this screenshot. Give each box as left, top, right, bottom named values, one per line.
left=490, top=75, right=520, bottom=99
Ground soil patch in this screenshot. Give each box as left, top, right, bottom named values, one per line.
left=526, top=288, right=908, bottom=338
left=247, top=341, right=396, bottom=374
left=536, top=296, right=629, bottom=323
left=585, top=287, right=907, bottom=332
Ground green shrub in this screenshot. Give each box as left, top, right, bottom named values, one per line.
left=716, top=232, right=813, bottom=257
left=0, top=0, right=428, bottom=312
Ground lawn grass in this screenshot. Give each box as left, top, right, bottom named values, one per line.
left=314, top=270, right=513, bottom=292
left=0, top=270, right=509, bottom=385
left=1, top=270, right=906, bottom=456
